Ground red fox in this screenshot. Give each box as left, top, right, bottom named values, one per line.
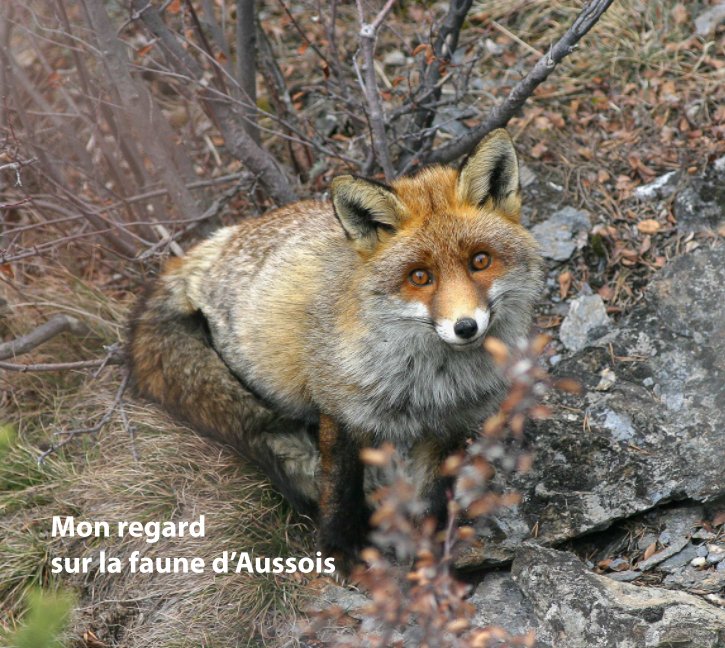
left=128, top=129, right=543, bottom=563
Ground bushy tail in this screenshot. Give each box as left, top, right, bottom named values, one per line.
left=127, top=269, right=320, bottom=516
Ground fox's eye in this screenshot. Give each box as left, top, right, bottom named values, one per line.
left=409, top=269, right=433, bottom=286
left=471, top=251, right=492, bottom=271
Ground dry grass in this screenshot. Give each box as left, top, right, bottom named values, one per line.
left=0, top=280, right=315, bottom=647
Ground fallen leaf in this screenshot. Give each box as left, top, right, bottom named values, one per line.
left=536, top=315, right=562, bottom=329
left=639, top=235, right=652, bottom=254
left=643, top=542, right=657, bottom=560
left=530, top=142, right=548, bottom=159
left=598, top=285, right=613, bottom=301
left=637, top=219, right=661, bottom=234
left=558, top=271, right=572, bottom=299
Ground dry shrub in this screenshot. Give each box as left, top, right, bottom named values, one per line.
left=303, top=335, right=566, bottom=647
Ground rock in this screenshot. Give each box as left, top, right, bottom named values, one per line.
left=695, top=2, right=725, bottom=36
left=658, top=543, right=700, bottom=572
left=531, top=207, right=591, bottom=261
left=636, top=507, right=702, bottom=571
left=707, top=544, right=725, bottom=564
left=664, top=565, right=725, bottom=594
left=433, top=106, right=478, bottom=137
left=637, top=536, right=691, bottom=571
left=559, top=295, right=610, bottom=352
left=457, top=247, right=725, bottom=568
left=468, top=571, right=543, bottom=644
left=383, top=50, right=406, bottom=66
left=594, top=366, right=617, bottom=391
left=674, top=160, right=725, bottom=233
left=519, top=163, right=537, bottom=189
left=511, top=545, right=725, bottom=648
left=484, top=38, right=504, bottom=56
left=607, top=570, right=642, bottom=582
left=633, top=171, right=679, bottom=200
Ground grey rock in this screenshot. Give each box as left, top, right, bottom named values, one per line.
left=559, top=294, right=610, bottom=352
left=663, top=565, right=725, bottom=594
left=638, top=536, right=691, bottom=571
left=658, top=543, right=700, bottom=572
left=695, top=2, right=725, bottom=36
left=633, top=171, right=679, bottom=200
left=674, top=161, right=725, bottom=233
left=531, top=207, right=591, bottom=260
left=468, top=571, right=543, bottom=644
left=519, top=163, right=537, bottom=189
left=511, top=545, right=725, bottom=648
left=459, top=247, right=725, bottom=568
left=693, top=528, right=718, bottom=541
left=383, top=50, right=406, bottom=66
left=303, top=584, right=370, bottom=618
left=607, top=570, right=642, bottom=582
left=706, top=544, right=725, bottom=564
left=637, top=507, right=703, bottom=571
left=638, top=533, right=658, bottom=551
left=433, top=106, right=478, bottom=137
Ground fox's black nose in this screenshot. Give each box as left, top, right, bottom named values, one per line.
left=454, top=317, right=478, bottom=339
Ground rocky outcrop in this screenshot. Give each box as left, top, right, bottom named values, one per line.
left=507, top=545, right=725, bottom=648
left=459, top=246, right=725, bottom=568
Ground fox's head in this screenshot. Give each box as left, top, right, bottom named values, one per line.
left=330, top=129, right=542, bottom=349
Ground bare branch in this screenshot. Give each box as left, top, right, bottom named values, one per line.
left=200, top=0, right=231, bottom=60
left=256, top=20, right=314, bottom=179
left=0, top=314, right=89, bottom=360
left=425, top=0, right=615, bottom=166
left=0, top=358, right=117, bottom=372
left=235, top=0, right=260, bottom=143
left=0, top=343, right=123, bottom=374
left=79, top=0, right=200, bottom=222
left=356, top=0, right=396, bottom=180
left=131, top=0, right=298, bottom=205
left=396, top=0, right=473, bottom=173
left=38, top=367, right=130, bottom=462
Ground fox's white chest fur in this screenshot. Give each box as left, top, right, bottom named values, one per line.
left=311, top=309, right=506, bottom=445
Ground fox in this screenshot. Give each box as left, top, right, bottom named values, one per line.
left=128, top=129, right=543, bottom=564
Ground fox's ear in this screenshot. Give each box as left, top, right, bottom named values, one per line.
left=330, top=176, right=406, bottom=250
left=457, top=129, right=521, bottom=222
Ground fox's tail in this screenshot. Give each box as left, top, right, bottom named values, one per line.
left=127, top=264, right=320, bottom=516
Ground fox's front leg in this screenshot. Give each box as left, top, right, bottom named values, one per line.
left=411, top=436, right=460, bottom=529
left=318, top=414, right=370, bottom=568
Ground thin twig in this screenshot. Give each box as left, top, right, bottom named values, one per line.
left=0, top=314, right=89, bottom=360
left=0, top=158, right=36, bottom=186
left=38, top=368, right=130, bottom=462
left=396, top=0, right=473, bottom=173
left=425, top=0, right=615, bottom=166
left=0, top=358, right=118, bottom=372
left=356, top=0, right=396, bottom=180
left=131, top=0, right=298, bottom=205
left=234, top=0, right=259, bottom=143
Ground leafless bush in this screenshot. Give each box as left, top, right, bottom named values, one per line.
left=0, top=0, right=612, bottom=274
left=304, top=335, right=580, bottom=647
